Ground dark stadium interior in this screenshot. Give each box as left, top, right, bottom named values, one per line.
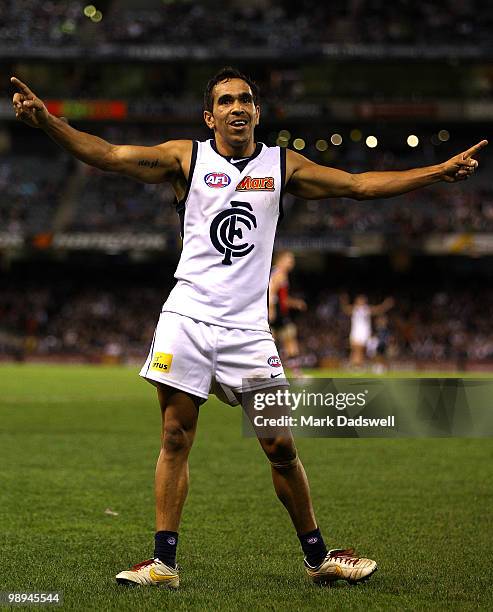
left=1, top=0, right=492, bottom=371
left=2, top=0, right=493, bottom=48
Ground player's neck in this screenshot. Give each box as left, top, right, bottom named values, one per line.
left=214, top=135, right=256, bottom=158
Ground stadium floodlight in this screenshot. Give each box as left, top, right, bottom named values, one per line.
left=407, top=135, right=419, bottom=147
left=438, top=129, right=450, bottom=142
left=83, top=5, right=97, bottom=18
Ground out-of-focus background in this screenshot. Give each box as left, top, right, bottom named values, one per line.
left=2, top=5, right=493, bottom=611
left=1, top=0, right=492, bottom=372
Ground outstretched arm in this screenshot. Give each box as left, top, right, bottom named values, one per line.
left=11, top=76, right=190, bottom=185
left=268, top=270, right=282, bottom=322
left=285, top=141, right=488, bottom=200
left=370, top=297, right=394, bottom=316
left=339, top=294, right=353, bottom=316
left=287, top=296, right=307, bottom=311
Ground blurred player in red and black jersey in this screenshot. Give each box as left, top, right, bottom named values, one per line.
left=269, top=251, right=306, bottom=375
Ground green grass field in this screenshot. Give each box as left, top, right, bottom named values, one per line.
left=1, top=365, right=492, bottom=611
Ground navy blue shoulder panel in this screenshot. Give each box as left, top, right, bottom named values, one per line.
left=176, top=140, right=198, bottom=238
left=279, top=146, right=286, bottom=222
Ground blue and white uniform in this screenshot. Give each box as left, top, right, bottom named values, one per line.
left=140, top=139, right=287, bottom=404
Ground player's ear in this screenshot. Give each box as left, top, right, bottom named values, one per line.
left=204, top=110, right=215, bottom=130
left=254, top=105, right=260, bottom=126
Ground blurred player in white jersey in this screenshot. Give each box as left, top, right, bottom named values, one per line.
left=340, top=294, right=394, bottom=368
left=269, top=251, right=306, bottom=375
left=12, top=65, right=486, bottom=589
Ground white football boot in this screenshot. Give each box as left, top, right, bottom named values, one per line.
left=115, top=558, right=179, bottom=588
left=305, top=548, right=377, bottom=585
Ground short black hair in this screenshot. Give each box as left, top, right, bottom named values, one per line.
left=204, top=66, right=259, bottom=112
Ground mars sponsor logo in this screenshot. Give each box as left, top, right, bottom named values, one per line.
left=204, top=172, right=231, bottom=188
left=236, top=176, right=275, bottom=191
left=151, top=352, right=173, bottom=373
left=268, top=356, right=282, bottom=367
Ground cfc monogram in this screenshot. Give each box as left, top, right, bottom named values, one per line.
left=210, top=201, right=257, bottom=265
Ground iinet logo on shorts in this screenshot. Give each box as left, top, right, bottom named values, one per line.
left=151, top=353, right=173, bottom=373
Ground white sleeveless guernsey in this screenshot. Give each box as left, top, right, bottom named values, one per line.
left=351, top=304, right=371, bottom=340
left=162, top=140, right=285, bottom=332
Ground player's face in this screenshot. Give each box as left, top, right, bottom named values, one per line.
left=204, top=78, right=260, bottom=148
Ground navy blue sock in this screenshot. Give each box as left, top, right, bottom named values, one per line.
left=298, top=527, right=327, bottom=567
left=154, top=531, right=178, bottom=568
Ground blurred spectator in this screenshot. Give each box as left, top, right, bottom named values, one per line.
left=1, top=280, right=492, bottom=367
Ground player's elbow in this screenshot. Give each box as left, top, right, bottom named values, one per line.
left=351, top=175, right=374, bottom=200
left=99, top=145, right=121, bottom=172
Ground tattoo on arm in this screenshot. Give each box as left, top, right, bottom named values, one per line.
left=138, top=159, right=159, bottom=168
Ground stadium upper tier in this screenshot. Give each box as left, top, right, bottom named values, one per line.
left=70, top=166, right=179, bottom=232
left=0, top=153, right=69, bottom=234
left=283, top=186, right=493, bottom=235
left=0, top=0, right=492, bottom=58
left=1, top=125, right=491, bottom=239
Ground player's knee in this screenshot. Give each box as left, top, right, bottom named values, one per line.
left=264, top=436, right=298, bottom=470
left=162, top=421, right=192, bottom=455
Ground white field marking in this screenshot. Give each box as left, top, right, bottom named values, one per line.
left=1, top=394, right=148, bottom=404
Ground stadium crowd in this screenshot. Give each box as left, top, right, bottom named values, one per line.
left=70, top=166, right=178, bottom=232
left=284, top=186, right=493, bottom=235
left=1, top=281, right=492, bottom=368
left=0, top=154, right=68, bottom=234
left=2, top=138, right=492, bottom=236
left=0, top=0, right=488, bottom=49
left=0, top=283, right=163, bottom=363
left=297, top=287, right=493, bottom=367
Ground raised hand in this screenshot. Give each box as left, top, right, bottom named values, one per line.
left=441, top=140, right=488, bottom=183
left=11, top=76, right=50, bottom=128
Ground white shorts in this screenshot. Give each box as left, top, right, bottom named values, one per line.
left=350, top=328, right=371, bottom=347
left=139, top=311, right=286, bottom=406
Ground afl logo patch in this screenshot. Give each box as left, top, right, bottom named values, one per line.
left=205, top=172, right=231, bottom=188
left=268, top=356, right=282, bottom=367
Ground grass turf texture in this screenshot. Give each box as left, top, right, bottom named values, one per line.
left=0, top=364, right=492, bottom=611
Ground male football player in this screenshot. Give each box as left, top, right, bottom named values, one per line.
left=269, top=250, right=306, bottom=375
left=340, top=294, right=394, bottom=368
left=11, top=67, right=486, bottom=588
